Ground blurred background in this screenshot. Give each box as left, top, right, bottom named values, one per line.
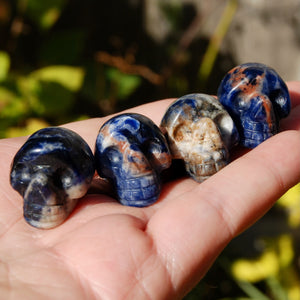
left=0, top=0, right=299, bottom=298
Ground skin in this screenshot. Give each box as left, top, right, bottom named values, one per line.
left=0, top=82, right=300, bottom=299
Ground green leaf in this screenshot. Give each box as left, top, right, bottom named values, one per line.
left=0, top=51, right=10, bottom=81
left=237, top=280, right=271, bottom=300
left=0, top=86, right=28, bottom=118
left=107, top=68, right=142, bottom=100
left=18, top=76, right=75, bottom=117
left=34, top=80, right=75, bottom=116
left=266, top=277, right=289, bottom=300
left=17, top=76, right=44, bottom=115
left=25, top=0, right=67, bottom=30
left=5, top=118, right=49, bottom=138
left=30, top=66, right=85, bottom=92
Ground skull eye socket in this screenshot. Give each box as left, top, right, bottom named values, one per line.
left=60, top=168, right=76, bottom=189
left=105, top=146, right=123, bottom=165
left=144, top=139, right=171, bottom=171
left=11, top=162, right=32, bottom=190
left=173, top=123, right=193, bottom=142
left=13, top=162, right=30, bottom=176
left=269, top=89, right=290, bottom=118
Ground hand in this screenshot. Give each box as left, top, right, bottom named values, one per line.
left=1, top=82, right=300, bottom=299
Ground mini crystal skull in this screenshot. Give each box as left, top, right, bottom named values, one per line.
left=95, top=113, right=171, bottom=207
left=160, top=93, right=239, bottom=182
left=218, top=62, right=291, bottom=148
left=10, top=127, right=95, bottom=229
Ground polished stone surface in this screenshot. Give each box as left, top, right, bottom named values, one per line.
left=10, top=127, right=95, bottom=229
left=95, top=113, right=171, bottom=207
left=160, top=93, right=239, bottom=182
left=218, top=62, right=291, bottom=148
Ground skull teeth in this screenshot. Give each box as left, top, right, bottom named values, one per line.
left=23, top=199, right=78, bottom=229
left=242, top=127, right=275, bottom=148
left=243, top=128, right=273, bottom=140
left=116, top=174, right=160, bottom=206
left=185, top=160, right=227, bottom=182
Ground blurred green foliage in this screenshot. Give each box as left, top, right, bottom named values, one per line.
left=184, top=184, right=300, bottom=299
left=25, top=0, right=67, bottom=30
left=0, top=0, right=237, bottom=138
left=0, top=0, right=299, bottom=298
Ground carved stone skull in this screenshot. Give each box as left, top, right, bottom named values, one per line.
left=218, top=63, right=291, bottom=148
left=95, top=113, right=171, bottom=207
left=10, top=127, right=95, bottom=229
left=160, top=94, right=239, bottom=182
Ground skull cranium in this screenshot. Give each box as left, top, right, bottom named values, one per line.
left=95, top=113, right=171, bottom=206
left=218, top=63, right=291, bottom=148
left=160, top=94, right=239, bottom=182
left=10, top=127, right=95, bottom=229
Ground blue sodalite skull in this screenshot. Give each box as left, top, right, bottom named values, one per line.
left=10, top=127, right=95, bottom=229
left=95, top=113, right=171, bottom=207
left=218, top=63, right=291, bottom=148
left=160, top=94, right=239, bottom=182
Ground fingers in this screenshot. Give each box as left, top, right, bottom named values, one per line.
left=0, top=99, right=176, bottom=227
left=1, top=99, right=176, bottom=202
left=279, top=81, right=300, bottom=131
left=287, top=81, right=300, bottom=108
left=147, top=129, right=300, bottom=297
left=3, top=82, right=300, bottom=193
left=145, top=82, right=300, bottom=295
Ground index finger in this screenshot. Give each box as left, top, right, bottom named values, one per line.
left=287, top=81, right=300, bottom=108
left=144, top=82, right=300, bottom=295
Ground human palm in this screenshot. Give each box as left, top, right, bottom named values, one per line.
left=1, top=82, right=300, bottom=299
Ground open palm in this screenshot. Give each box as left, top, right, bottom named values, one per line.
left=1, top=82, right=300, bottom=299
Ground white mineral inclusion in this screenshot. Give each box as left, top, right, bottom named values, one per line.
left=160, top=93, right=239, bottom=182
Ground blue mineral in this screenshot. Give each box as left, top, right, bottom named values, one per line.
left=218, top=62, right=291, bottom=148
left=10, top=127, right=95, bottom=229
left=95, top=113, right=171, bottom=207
